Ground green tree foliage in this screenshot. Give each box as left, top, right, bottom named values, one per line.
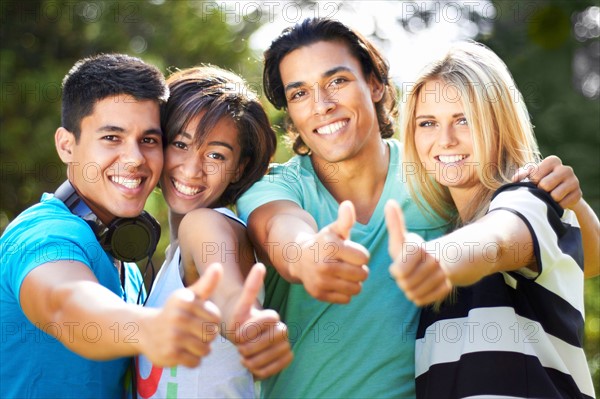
left=482, top=0, right=599, bottom=213
left=0, top=0, right=263, bottom=226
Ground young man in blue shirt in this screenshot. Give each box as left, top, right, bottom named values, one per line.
left=1, top=54, right=223, bottom=398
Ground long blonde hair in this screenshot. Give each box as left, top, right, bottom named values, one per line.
left=401, top=41, right=541, bottom=225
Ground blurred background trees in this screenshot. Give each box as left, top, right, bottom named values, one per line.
left=1, top=0, right=598, bottom=389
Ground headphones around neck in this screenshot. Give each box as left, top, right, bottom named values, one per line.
left=54, top=180, right=161, bottom=262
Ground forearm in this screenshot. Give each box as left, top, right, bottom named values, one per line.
left=48, top=280, right=154, bottom=360
left=180, top=208, right=259, bottom=328
left=427, top=231, right=497, bottom=287
left=262, top=215, right=317, bottom=283
left=248, top=202, right=319, bottom=283
left=572, top=199, right=600, bottom=278
left=428, top=212, right=534, bottom=286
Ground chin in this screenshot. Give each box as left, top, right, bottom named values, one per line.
left=114, top=205, right=146, bottom=219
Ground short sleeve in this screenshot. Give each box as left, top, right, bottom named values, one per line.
left=236, top=160, right=305, bottom=223
left=488, top=183, right=583, bottom=286
left=1, top=201, right=102, bottom=306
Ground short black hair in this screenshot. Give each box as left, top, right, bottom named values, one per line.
left=61, top=53, right=168, bottom=141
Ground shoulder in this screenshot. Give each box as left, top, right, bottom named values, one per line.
left=258, top=155, right=316, bottom=184
left=181, top=207, right=237, bottom=228
left=237, top=155, right=314, bottom=222
left=180, top=208, right=247, bottom=241
left=2, top=195, right=99, bottom=249
left=491, top=182, right=560, bottom=211
left=490, top=182, right=583, bottom=277
left=489, top=182, right=577, bottom=228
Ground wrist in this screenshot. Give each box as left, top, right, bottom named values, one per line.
left=286, top=233, right=315, bottom=283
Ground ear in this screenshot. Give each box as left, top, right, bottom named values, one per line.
left=368, top=74, right=385, bottom=103
left=55, top=127, right=75, bottom=163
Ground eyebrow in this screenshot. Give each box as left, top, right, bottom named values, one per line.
left=207, top=141, right=234, bottom=151
left=415, top=113, right=465, bottom=119
left=178, top=131, right=193, bottom=140
left=284, top=66, right=354, bottom=93
left=97, top=125, right=162, bottom=135
left=176, top=132, right=234, bottom=151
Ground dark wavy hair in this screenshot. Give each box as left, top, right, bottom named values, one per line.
left=61, top=53, right=168, bottom=141
left=161, top=65, right=277, bottom=207
left=263, top=18, right=398, bottom=155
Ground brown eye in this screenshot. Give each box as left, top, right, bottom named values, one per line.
left=172, top=141, right=188, bottom=150
left=207, top=152, right=225, bottom=161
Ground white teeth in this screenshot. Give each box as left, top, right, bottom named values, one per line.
left=110, top=176, right=142, bottom=189
left=316, top=120, right=348, bottom=135
left=173, top=180, right=201, bottom=196
left=438, top=155, right=467, bottom=164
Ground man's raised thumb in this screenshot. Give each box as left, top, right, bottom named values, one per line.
left=330, top=200, right=356, bottom=240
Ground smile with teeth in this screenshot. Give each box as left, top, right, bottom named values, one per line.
left=172, top=179, right=202, bottom=196
left=110, top=175, right=142, bottom=189
left=437, top=154, right=468, bottom=164
left=315, top=120, right=348, bottom=135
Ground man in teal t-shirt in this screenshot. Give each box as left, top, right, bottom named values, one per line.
left=238, top=140, right=447, bottom=398
left=236, top=18, right=449, bottom=398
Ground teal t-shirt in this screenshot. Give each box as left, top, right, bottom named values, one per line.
left=0, top=194, right=144, bottom=398
left=237, top=139, right=448, bottom=398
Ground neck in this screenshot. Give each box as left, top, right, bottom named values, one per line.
left=449, top=185, right=484, bottom=222
left=167, top=210, right=183, bottom=249
left=312, top=139, right=389, bottom=224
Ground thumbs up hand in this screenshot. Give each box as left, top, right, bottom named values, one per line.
left=384, top=200, right=451, bottom=306
left=140, top=263, right=223, bottom=368
left=290, top=200, right=370, bottom=304
left=227, top=263, right=293, bottom=379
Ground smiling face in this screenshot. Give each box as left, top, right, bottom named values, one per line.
left=279, top=40, right=384, bottom=166
left=414, top=79, right=481, bottom=196
left=160, top=113, right=243, bottom=217
left=56, top=94, right=163, bottom=223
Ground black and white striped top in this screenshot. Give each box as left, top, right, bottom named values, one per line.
left=415, top=183, right=594, bottom=398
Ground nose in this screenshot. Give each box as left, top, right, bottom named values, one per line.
left=121, top=141, right=146, bottom=171
left=181, top=152, right=204, bottom=179
left=438, top=124, right=458, bottom=149
left=312, top=85, right=336, bottom=116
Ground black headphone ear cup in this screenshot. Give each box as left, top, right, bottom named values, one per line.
left=102, top=212, right=161, bottom=262
left=55, top=180, right=161, bottom=262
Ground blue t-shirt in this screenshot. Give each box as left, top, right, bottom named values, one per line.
left=237, top=139, right=449, bottom=398
left=1, top=193, right=145, bottom=398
